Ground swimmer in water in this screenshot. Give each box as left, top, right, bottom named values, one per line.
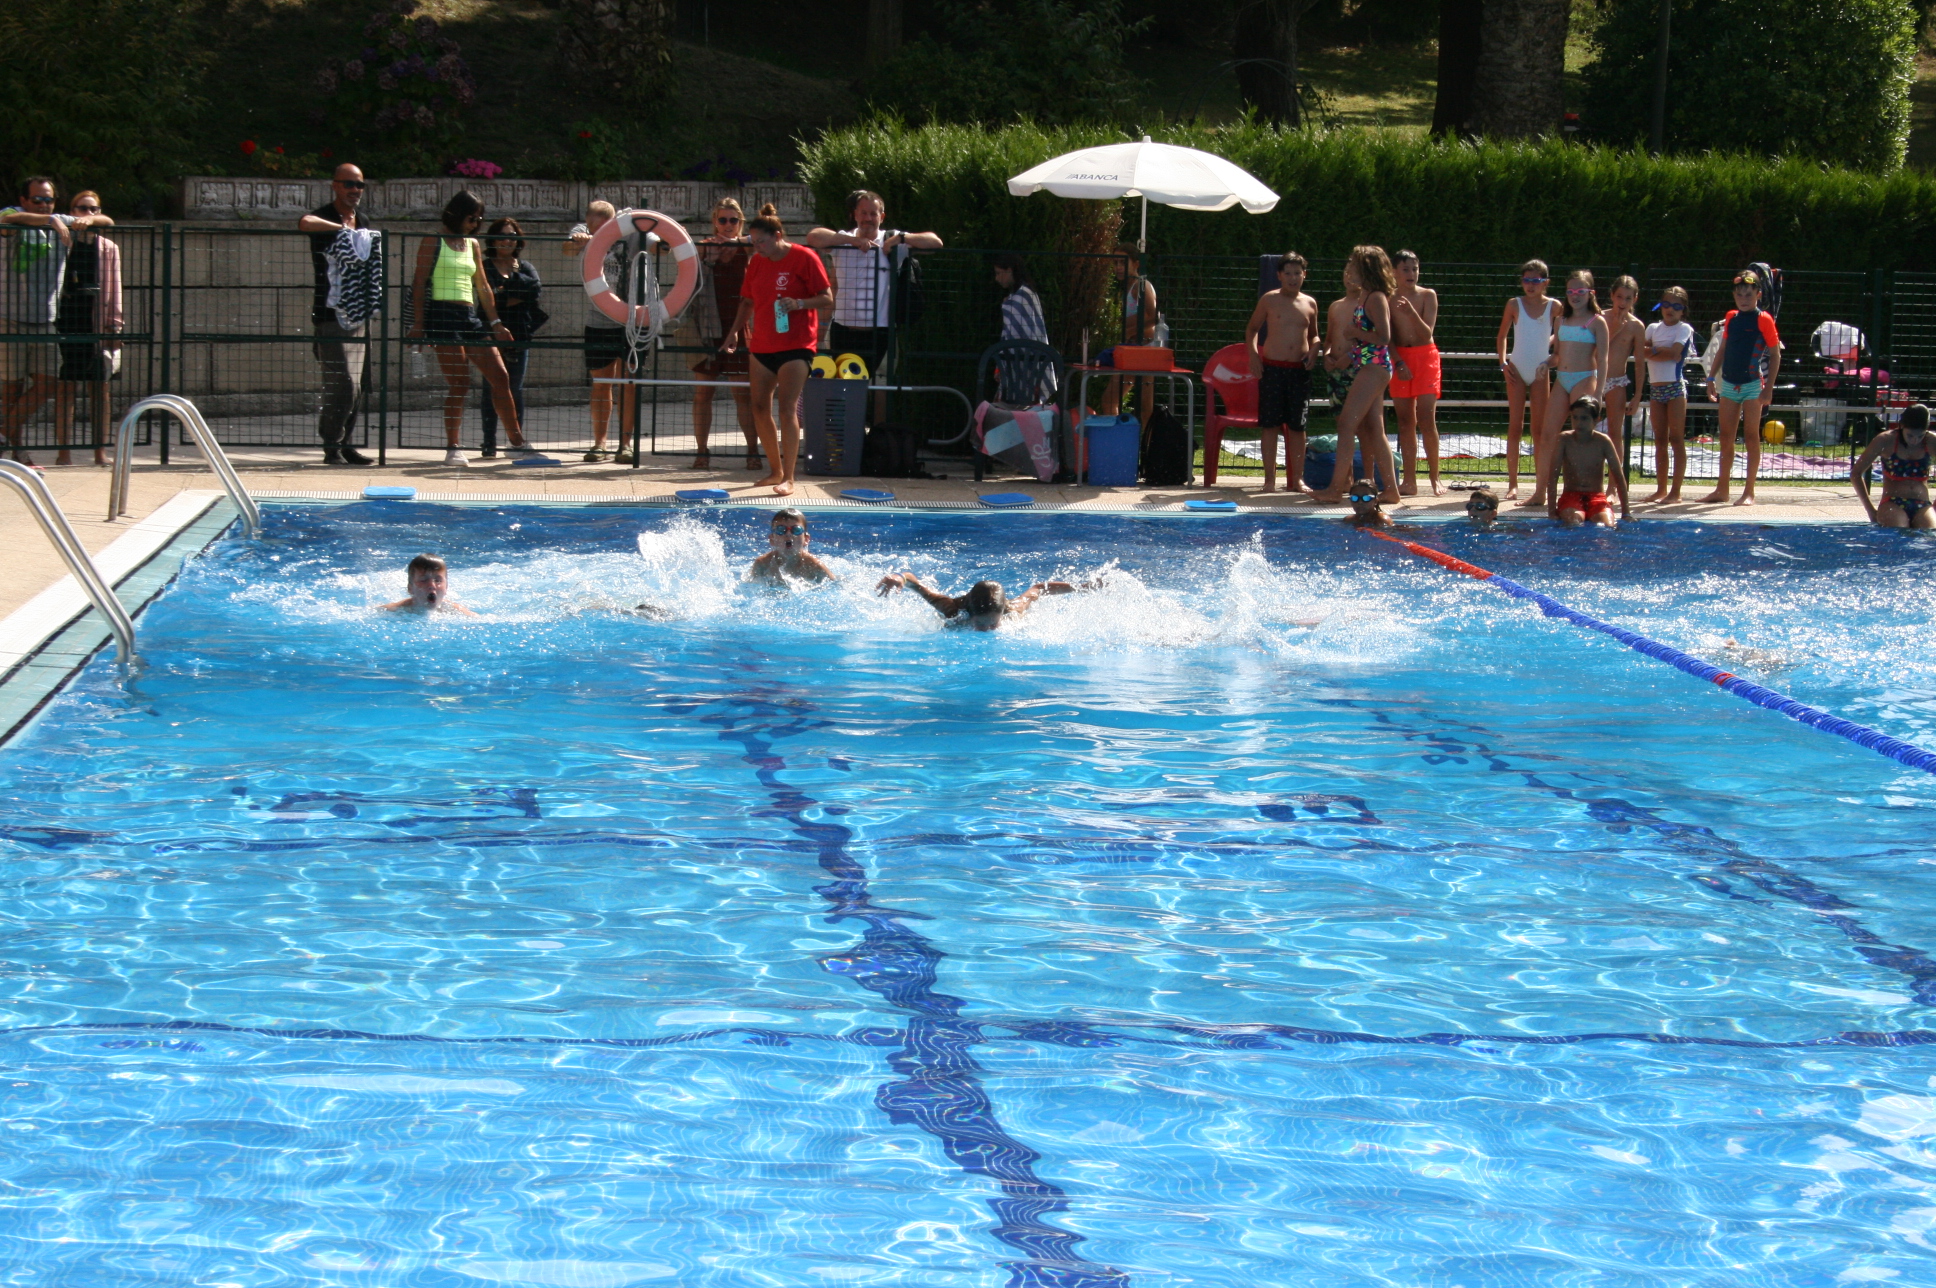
left=1341, top=478, right=1397, bottom=528
left=380, top=553, right=477, bottom=615
left=748, top=507, right=836, bottom=583
left=1464, top=486, right=1500, bottom=527
left=874, top=572, right=1086, bottom=630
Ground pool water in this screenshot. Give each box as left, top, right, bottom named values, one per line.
left=3, top=504, right=1936, bottom=1287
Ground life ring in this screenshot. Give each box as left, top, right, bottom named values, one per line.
left=580, top=208, right=699, bottom=331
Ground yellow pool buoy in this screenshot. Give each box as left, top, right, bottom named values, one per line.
left=1762, top=418, right=1787, bottom=445
left=809, top=354, right=839, bottom=380
left=835, top=352, right=870, bottom=381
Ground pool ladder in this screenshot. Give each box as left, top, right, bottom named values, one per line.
left=0, top=459, right=138, bottom=666
left=107, top=395, right=261, bottom=537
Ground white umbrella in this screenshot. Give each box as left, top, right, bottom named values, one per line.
left=1006, top=135, right=1279, bottom=252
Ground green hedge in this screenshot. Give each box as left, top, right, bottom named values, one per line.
left=799, top=120, right=1936, bottom=271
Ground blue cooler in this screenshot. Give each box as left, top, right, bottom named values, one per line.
left=1081, top=414, right=1141, bottom=487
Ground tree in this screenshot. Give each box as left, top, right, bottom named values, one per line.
left=1431, top=0, right=1484, bottom=135
left=559, top=0, right=674, bottom=109
left=867, top=0, right=904, bottom=69
left=1583, top=0, right=1916, bottom=171
left=0, top=0, right=210, bottom=206
left=865, top=0, right=1145, bottom=126
left=1231, top=0, right=1325, bottom=127
left=1467, top=0, right=1568, bottom=138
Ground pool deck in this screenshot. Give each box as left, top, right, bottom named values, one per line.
left=0, top=443, right=1874, bottom=622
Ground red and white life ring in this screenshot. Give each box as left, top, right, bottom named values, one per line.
left=580, top=209, right=699, bottom=330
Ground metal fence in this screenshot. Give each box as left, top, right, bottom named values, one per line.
left=0, top=223, right=1924, bottom=484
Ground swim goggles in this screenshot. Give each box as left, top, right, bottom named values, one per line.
left=1465, top=497, right=1498, bottom=512
left=1652, top=301, right=1685, bottom=312
left=1347, top=491, right=1379, bottom=505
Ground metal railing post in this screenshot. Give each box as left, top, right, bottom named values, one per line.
left=109, top=395, right=261, bottom=536
left=0, top=460, right=137, bottom=666
left=158, top=223, right=173, bottom=466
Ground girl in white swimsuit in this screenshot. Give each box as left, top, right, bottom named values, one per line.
left=1495, top=259, right=1558, bottom=499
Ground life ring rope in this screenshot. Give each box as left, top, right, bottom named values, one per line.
left=580, top=209, right=699, bottom=333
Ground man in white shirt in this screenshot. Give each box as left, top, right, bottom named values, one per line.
left=803, top=190, right=941, bottom=417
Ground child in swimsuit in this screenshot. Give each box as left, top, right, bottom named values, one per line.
left=1389, top=249, right=1442, bottom=497
left=1543, top=395, right=1631, bottom=529
left=1494, top=259, right=1558, bottom=500
left=1700, top=268, right=1782, bottom=506
left=1601, top=275, right=1645, bottom=460
left=1853, top=402, right=1935, bottom=530
left=1320, top=246, right=1400, bottom=506
left=1641, top=286, right=1698, bottom=503
left=1527, top=270, right=1609, bottom=510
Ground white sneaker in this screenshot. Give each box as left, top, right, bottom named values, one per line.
left=443, top=449, right=468, bottom=467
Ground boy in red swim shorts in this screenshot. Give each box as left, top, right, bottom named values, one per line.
left=1543, top=395, right=1631, bottom=528
left=1390, top=250, right=1442, bottom=496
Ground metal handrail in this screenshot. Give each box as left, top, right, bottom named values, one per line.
left=0, top=460, right=138, bottom=666
left=109, top=395, right=262, bottom=536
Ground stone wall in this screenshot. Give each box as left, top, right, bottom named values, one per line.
left=181, top=177, right=817, bottom=227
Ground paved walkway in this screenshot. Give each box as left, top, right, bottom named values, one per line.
left=1, top=443, right=1872, bottom=621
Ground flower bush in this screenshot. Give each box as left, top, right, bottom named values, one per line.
left=449, top=158, right=501, bottom=179
left=313, top=0, right=476, bottom=168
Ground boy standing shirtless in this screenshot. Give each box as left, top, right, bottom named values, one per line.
left=1542, top=396, right=1631, bottom=529
left=1389, top=250, right=1442, bottom=496
left=1600, top=275, right=1646, bottom=454
left=1243, top=252, right=1322, bottom=493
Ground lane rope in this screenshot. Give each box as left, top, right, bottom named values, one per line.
left=1362, top=529, right=1936, bottom=778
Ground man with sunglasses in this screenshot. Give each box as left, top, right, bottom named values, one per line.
left=2, top=176, right=112, bottom=469
left=296, top=163, right=378, bottom=466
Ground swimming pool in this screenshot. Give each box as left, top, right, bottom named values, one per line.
left=3, top=503, right=1935, bottom=1286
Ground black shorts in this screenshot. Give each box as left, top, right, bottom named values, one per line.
left=425, top=300, right=487, bottom=346
left=1257, top=364, right=1311, bottom=433
left=584, top=325, right=628, bottom=372
left=753, top=348, right=814, bottom=374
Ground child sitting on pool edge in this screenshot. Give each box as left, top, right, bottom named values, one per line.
left=748, top=508, right=836, bottom=583
left=381, top=553, right=477, bottom=615
left=1542, top=396, right=1632, bottom=528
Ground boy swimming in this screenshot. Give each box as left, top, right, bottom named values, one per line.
left=874, top=572, right=1084, bottom=630
left=1542, top=396, right=1631, bottom=528
left=380, top=554, right=478, bottom=615
left=748, top=507, right=836, bottom=583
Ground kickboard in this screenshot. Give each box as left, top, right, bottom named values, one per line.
left=362, top=486, right=416, bottom=500
left=1184, top=499, right=1239, bottom=512
left=978, top=492, right=1035, bottom=508
left=510, top=455, right=563, bottom=467
left=840, top=488, right=896, bottom=503
left=676, top=488, right=731, bottom=502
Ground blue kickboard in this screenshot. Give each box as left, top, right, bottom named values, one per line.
left=676, top=488, right=731, bottom=502
left=1185, top=499, right=1239, bottom=512
left=511, top=455, right=564, bottom=468
left=841, top=488, right=896, bottom=503
left=978, top=493, right=1035, bottom=508
left=362, top=486, right=416, bottom=500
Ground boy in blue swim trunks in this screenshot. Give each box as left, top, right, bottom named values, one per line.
left=1701, top=270, right=1781, bottom=506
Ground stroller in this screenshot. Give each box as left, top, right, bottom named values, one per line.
left=1812, top=320, right=1905, bottom=441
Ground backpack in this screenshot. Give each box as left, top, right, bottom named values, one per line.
left=1140, top=404, right=1192, bottom=486
left=861, top=422, right=931, bottom=479
left=894, top=253, right=925, bottom=327
left=1745, top=260, right=1783, bottom=318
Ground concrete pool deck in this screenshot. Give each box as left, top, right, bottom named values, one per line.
left=0, top=441, right=1878, bottom=622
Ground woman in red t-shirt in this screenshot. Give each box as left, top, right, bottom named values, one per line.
left=723, top=204, right=833, bottom=496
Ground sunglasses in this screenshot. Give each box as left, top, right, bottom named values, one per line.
left=73, top=204, right=100, bottom=213
left=25, top=195, right=55, bottom=204
left=715, top=215, right=742, bottom=224
left=337, top=179, right=368, bottom=190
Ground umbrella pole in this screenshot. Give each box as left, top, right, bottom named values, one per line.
left=1138, top=195, right=1147, bottom=255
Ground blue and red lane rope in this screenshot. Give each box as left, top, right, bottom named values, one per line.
left=1363, top=529, right=1936, bottom=778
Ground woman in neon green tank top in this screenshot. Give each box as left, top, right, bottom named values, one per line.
left=408, top=190, right=536, bottom=466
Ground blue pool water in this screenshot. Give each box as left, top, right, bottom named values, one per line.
left=4, top=504, right=1936, bottom=1287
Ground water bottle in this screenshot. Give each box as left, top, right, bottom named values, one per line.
left=1153, top=313, right=1171, bottom=349
left=409, top=348, right=427, bottom=380
left=774, top=299, right=790, bottom=335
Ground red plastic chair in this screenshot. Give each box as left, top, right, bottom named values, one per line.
left=1202, top=343, right=1259, bottom=485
